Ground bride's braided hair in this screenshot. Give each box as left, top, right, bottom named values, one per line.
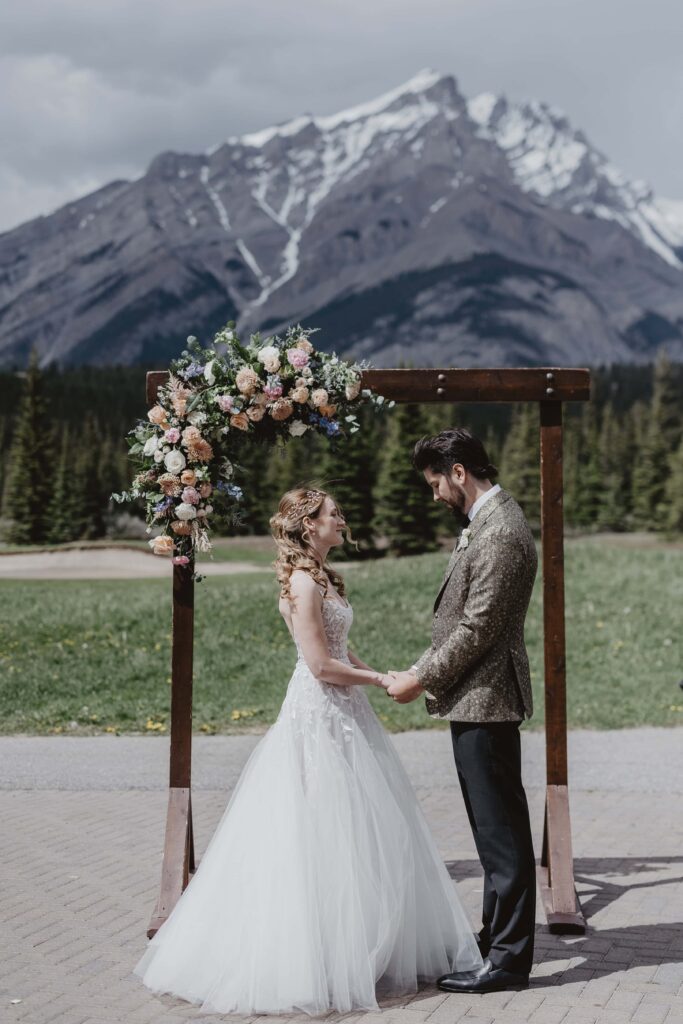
left=270, top=487, right=348, bottom=600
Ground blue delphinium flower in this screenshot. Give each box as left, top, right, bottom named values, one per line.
left=217, top=481, right=243, bottom=500
left=181, top=361, right=205, bottom=380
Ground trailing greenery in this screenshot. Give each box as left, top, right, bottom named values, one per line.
left=0, top=538, right=680, bottom=735
left=1, top=357, right=682, bottom=551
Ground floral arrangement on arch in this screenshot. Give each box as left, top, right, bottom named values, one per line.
left=114, top=322, right=389, bottom=580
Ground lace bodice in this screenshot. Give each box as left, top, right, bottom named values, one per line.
left=294, top=598, right=353, bottom=663
left=281, top=598, right=379, bottom=747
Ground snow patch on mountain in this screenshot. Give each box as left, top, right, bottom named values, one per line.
left=468, top=91, right=683, bottom=268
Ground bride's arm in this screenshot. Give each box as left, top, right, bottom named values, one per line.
left=289, top=571, right=387, bottom=688
left=348, top=650, right=375, bottom=672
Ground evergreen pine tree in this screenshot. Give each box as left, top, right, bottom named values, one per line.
left=632, top=354, right=682, bottom=528
left=373, top=404, right=440, bottom=556
left=572, top=402, right=602, bottom=529
left=563, top=413, right=581, bottom=528
left=75, top=415, right=106, bottom=539
left=4, top=353, right=55, bottom=544
left=46, top=424, right=79, bottom=544
left=664, top=438, right=683, bottom=532
left=500, top=404, right=540, bottom=526
left=596, top=401, right=631, bottom=531
left=320, top=407, right=381, bottom=557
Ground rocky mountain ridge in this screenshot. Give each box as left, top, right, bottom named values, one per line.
left=1, top=69, right=682, bottom=369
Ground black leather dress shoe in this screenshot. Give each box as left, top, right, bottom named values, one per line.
left=437, top=958, right=529, bottom=993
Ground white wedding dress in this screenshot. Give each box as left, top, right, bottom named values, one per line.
left=134, top=597, right=481, bottom=1015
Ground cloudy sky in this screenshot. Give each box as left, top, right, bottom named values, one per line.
left=1, top=0, right=681, bottom=234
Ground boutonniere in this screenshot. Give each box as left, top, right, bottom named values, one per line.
left=457, top=526, right=471, bottom=551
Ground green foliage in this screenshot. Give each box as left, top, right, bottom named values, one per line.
left=500, top=403, right=540, bottom=525
left=1, top=361, right=682, bottom=547
left=373, top=404, right=440, bottom=555
left=3, top=354, right=55, bottom=544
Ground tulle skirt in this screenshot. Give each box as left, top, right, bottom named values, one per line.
left=134, top=677, right=481, bottom=1015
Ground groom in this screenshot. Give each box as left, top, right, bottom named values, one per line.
left=387, top=428, right=537, bottom=993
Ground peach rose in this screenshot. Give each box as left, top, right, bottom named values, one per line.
left=345, top=379, right=361, bottom=401
left=310, top=388, right=328, bottom=408
left=235, top=367, right=260, bottom=396
left=247, top=405, right=266, bottom=422
left=147, top=405, right=169, bottom=428
left=296, top=337, right=314, bottom=354
left=180, top=469, right=197, bottom=486
left=181, top=425, right=202, bottom=447
left=291, top=386, right=310, bottom=404
left=319, top=404, right=337, bottom=418
left=230, top=412, right=250, bottom=431
left=270, top=398, right=294, bottom=421
left=199, top=482, right=213, bottom=498
left=149, top=535, right=174, bottom=556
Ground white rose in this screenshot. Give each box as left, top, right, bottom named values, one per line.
left=143, top=435, right=159, bottom=457
left=164, top=449, right=187, bottom=474
left=302, top=365, right=313, bottom=379
left=187, top=410, right=207, bottom=427
left=204, top=359, right=216, bottom=385
left=345, top=379, right=361, bottom=401
left=257, top=345, right=281, bottom=373
left=153, top=449, right=165, bottom=463
left=175, top=502, right=197, bottom=521
left=289, top=420, right=309, bottom=437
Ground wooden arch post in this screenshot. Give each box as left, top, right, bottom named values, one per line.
left=145, top=365, right=589, bottom=938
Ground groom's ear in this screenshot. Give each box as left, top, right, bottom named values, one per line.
left=451, top=462, right=466, bottom=482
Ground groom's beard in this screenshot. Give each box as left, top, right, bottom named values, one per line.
left=443, top=481, right=470, bottom=527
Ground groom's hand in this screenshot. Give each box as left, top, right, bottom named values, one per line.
left=387, top=670, right=424, bottom=704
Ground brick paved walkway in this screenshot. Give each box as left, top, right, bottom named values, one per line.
left=2, top=731, right=682, bottom=1024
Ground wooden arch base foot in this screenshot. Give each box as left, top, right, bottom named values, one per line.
left=147, top=787, right=196, bottom=938
left=537, top=784, right=585, bottom=933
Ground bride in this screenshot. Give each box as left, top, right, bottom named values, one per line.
left=134, top=487, right=482, bottom=1015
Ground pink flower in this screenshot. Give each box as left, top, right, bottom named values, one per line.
left=181, top=486, right=200, bottom=505
left=216, top=394, right=234, bottom=413
left=263, top=382, right=284, bottom=400
left=172, top=555, right=190, bottom=566
left=164, top=427, right=181, bottom=443
left=286, top=347, right=309, bottom=370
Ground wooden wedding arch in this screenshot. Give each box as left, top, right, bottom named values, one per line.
left=145, top=365, right=590, bottom=938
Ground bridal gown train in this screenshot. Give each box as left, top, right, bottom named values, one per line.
left=134, top=598, right=482, bottom=1015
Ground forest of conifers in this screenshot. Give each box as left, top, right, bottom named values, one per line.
left=1, top=356, right=681, bottom=553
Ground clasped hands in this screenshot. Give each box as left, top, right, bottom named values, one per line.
left=376, top=669, right=424, bottom=704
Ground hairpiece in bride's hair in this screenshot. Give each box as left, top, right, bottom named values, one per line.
left=282, top=489, right=324, bottom=528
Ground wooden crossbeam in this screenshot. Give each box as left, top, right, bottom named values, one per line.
left=146, top=367, right=590, bottom=406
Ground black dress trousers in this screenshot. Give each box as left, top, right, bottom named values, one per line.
left=450, top=721, right=536, bottom=976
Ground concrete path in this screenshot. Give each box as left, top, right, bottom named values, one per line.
left=0, top=548, right=267, bottom=579
left=2, top=729, right=683, bottom=1024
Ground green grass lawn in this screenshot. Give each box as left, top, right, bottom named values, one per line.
left=0, top=538, right=681, bottom=735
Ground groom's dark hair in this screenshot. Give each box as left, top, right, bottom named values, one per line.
left=412, top=428, right=498, bottom=481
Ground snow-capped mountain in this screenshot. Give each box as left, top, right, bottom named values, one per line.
left=468, top=91, right=683, bottom=268
left=0, top=69, right=682, bottom=369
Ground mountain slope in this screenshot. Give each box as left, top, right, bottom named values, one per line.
left=1, top=70, right=682, bottom=369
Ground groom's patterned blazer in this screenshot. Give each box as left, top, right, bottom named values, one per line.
left=414, top=489, right=537, bottom=722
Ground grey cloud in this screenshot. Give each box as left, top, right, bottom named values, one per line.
left=0, top=0, right=681, bottom=233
